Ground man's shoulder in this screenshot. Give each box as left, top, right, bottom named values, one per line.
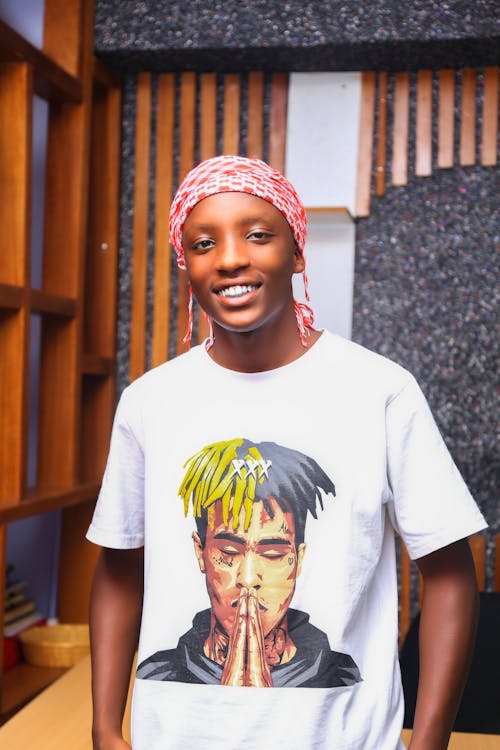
left=122, top=344, right=206, bottom=399
left=318, top=330, right=413, bottom=394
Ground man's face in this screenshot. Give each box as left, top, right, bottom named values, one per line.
left=193, top=497, right=305, bottom=639
left=182, top=192, right=304, bottom=338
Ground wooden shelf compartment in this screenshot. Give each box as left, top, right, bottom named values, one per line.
left=0, top=284, right=24, bottom=310
left=0, top=20, right=82, bottom=103
left=0, top=286, right=77, bottom=317
left=81, top=354, right=115, bottom=377
left=0, top=663, right=67, bottom=724
left=0, top=482, right=100, bottom=524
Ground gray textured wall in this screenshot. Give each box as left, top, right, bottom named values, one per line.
left=94, top=1, right=500, bottom=71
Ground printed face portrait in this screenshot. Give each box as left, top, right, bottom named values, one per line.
left=193, top=496, right=306, bottom=640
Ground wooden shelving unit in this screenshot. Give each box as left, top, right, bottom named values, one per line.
left=0, top=1, right=121, bottom=719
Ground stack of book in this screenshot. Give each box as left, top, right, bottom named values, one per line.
left=4, top=565, right=41, bottom=637
left=4, top=566, right=43, bottom=670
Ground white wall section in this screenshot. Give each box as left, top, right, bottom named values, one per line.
left=285, top=72, right=361, bottom=216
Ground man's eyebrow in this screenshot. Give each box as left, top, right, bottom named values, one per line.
left=257, top=538, right=292, bottom=546
left=185, top=217, right=272, bottom=233
left=213, top=532, right=245, bottom=544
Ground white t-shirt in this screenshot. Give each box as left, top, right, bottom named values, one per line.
left=87, top=331, right=486, bottom=750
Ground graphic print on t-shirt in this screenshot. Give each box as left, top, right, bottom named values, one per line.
left=137, top=438, right=361, bottom=688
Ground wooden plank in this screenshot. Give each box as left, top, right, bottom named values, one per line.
left=0, top=283, right=24, bottom=310
left=84, top=80, right=121, bottom=358
left=1, top=663, right=66, bottom=720
left=415, top=69, right=433, bottom=176
left=392, top=72, right=410, bottom=185
left=0, top=19, right=82, bottom=103
left=177, top=72, right=196, bottom=356
left=200, top=72, right=217, bottom=161
left=269, top=73, right=288, bottom=173
left=0, top=482, right=100, bottom=524
left=31, top=289, right=76, bottom=317
left=375, top=72, right=388, bottom=196
left=38, top=0, right=94, bottom=490
left=355, top=71, right=376, bottom=217
left=0, top=64, right=32, bottom=286
left=247, top=71, right=264, bottom=160
left=481, top=66, right=499, bottom=167
left=438, top=69, right=455, bottom=168
left=129, top=73, right=152, bottom=381
left=223, top=74, right=240, bottom=155
left=151, top=74, right=175, bottom=367
left=460, top=68, right=476, bottom=166
left=92, top=56, right=121, bottom=91
left=80, top=354, right=115, bottom=376
left=58, top=501, right=100, bottom=622
left=197, top=72, right=217, bottom=345
left=0, top=62, right=32, bottom=509
left=469, top=534, right=486, bottom=590
left=43, top=0, right=83, bottom=78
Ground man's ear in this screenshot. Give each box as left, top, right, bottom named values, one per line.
left=293, top=244, right=305, bottom=274
left=192, top=531, right=206, bottom=573
left=296, top=542, right=306, bottom=577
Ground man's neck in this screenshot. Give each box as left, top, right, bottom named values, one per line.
left=207, top=321, right=321, bottom=373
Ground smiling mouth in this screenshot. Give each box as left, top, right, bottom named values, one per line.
left=216, top=284, right=260, bottom=298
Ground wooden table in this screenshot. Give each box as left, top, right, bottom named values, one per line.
left=0, top=656, right=498, bottom=749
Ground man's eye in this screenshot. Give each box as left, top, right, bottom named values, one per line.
left=247, top=231, right=271, bottom=241
left=192, top=238, right=214, bottom=251
left=261, top=549, right=287, bottom=559
left=220, top=546, right=239, bottom=556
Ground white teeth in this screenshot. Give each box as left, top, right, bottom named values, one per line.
left=217, top=284, right=258, bottom=298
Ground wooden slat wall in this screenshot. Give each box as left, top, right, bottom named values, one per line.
left=415, top=69, right=433, bottom=176
left=151, top=74, right=175, bottom=366
left=124, top=70, right=287, bottom=371
left=460, top=68, right=476, bottom=166
left=124, top=63, right=498, bottom=369
left=438, top=69, right=455, bottom=168
left=355, top=71, right=376, bottom=217
left=247, top=71, right=264, bottom=159
left=356, top=65, right=498, bottom=214
left=375, top=72, right=388, bottom=196
left=268, top=73, right=288, bottom=173
left=481, top=66, right=499, bottom=166
left=392, top=72, right=410, bottom=185
left=175, top=72, right=196, bottom=357
left=223, top=74, right=240, bottom=155
left=129, top=73, right=152, bottom=381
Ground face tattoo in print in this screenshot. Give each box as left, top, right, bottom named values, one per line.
left=137, top=439, right=361, bottom=688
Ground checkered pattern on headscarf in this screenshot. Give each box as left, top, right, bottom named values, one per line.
left=168, top=155, right=314, bottom=346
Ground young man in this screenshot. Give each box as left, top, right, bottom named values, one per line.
left=87, top=156, right=486, bottom=750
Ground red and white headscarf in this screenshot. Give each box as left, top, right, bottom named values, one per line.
left=169, top=155, right=314, bottom=346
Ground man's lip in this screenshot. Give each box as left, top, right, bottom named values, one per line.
left=213, top=281, right=262, bottom=295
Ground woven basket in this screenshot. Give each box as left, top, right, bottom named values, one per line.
left=19, top=624, right=90, bottom=668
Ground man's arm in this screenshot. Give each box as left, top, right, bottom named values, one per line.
left=408, top=537, right=479, bottom=750
left=89, top=547, right=144, bottom=750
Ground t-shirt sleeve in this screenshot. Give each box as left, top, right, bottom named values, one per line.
left=86, top=386, right=145, bottom=549
left=386, top=375, right=487, bottom=560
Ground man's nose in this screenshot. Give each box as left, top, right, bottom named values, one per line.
left=237, top=552, right=262, bottom=590
left=215, top=236, right=249, bottom=273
